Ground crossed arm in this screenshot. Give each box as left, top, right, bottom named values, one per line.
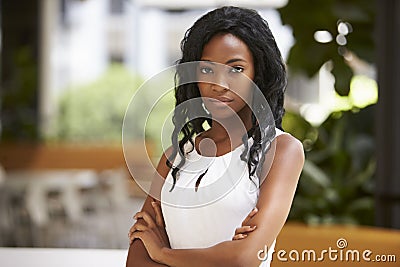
left=126, top=134, right=304, bottom=267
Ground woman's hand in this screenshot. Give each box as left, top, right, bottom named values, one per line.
left=232, top=207, right=258, bottom=240
left=128, top=201, right=170, bottom=264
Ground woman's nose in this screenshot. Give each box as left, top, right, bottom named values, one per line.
left=211, top=73, right=229, bottom=92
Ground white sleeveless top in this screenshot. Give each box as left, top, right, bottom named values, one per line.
left=161, top=128, right=285, bottom=266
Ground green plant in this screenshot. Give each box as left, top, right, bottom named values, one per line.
left=278, top=0, right=375, bottom=95
left=54, top=64, right=143, bottom=143
left=284, top=106, right=375, bottom=225
left=1, top=46, right=38, bottom=140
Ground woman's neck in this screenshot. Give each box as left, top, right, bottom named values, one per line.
left=206, top=106, right=253, bottom=144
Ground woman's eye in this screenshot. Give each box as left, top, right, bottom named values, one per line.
left=200, top=67, right=213, bottom=74
left=230, top=66, right=244, bottom=73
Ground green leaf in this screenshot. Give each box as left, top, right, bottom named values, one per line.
left=278, top=0, right=375, bottom=96
left=331, top=58, right=353, bottom=95
left=302, top=159, right=331, bottom=187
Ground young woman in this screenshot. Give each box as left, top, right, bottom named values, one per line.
left=126, top=6, right=304, bottom=267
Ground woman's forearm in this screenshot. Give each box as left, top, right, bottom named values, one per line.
left=126, top=240, right=169, bottom=267
left=161, top=242, right=235, bottom=267
left=159, top=239, right=264, bottom=267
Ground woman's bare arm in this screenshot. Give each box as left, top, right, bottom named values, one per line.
left=126, top=197, right=169, bottom=267
left=126, top=151, right=172, bottom=267
left=149, top=134, right=304, bottom=267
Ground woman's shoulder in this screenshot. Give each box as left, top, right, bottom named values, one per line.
left=274, top=130, right=305, bottom=166
left=258, top=130, right=304, bottom=185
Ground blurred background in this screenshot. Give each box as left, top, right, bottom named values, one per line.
left=0, top=0, right=399, bottom=265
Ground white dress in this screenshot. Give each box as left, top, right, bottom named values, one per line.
left=161, top=128, right=285, bottom=266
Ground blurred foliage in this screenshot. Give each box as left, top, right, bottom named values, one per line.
left=283, top=105, right=376, bottom=225
left=54, top=64, right=143, bottom=143
left=279, top=0, right=377, bottom=225
left=1, top=46, right=38, bottom=140
left=278, top=0, right=375, bottom=95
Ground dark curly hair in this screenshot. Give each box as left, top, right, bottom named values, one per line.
left=167, top=6, right=287, bottom=191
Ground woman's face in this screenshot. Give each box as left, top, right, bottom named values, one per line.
left=197, top=33, right=255, bottom=120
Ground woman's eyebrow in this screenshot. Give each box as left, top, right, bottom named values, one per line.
left=199, top=58, right=246, bottom=64
left=225, top=58, right=246, bottom=64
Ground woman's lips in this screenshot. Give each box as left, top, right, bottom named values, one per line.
left=208, top=96, right=234, bottom=106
